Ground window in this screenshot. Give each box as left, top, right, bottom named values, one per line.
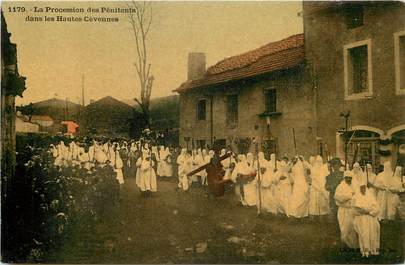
left=344, top=5, right=364, bottom=29
left=226, top=95, right=238, bottom=126
left=343, top=39, right=373, bottom=100
left=196, top=99, right=206, bottom=120
left=264, top=89, right=277, bottom=113
left=350, top=45, right=368, bottom=94
left=345, top=130, right=380, bottom=172
left=395, top=31, right=405, bottom=95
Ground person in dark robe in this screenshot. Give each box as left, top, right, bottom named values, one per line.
left=206, top=151, right=227, bottom=197
left=151, top=152, right=158, bottom=175
left=119, top=142, right=129, bottom=179
left=172, top=147, right=180, bottom=180
left=325, top=157, right=344, bottom=216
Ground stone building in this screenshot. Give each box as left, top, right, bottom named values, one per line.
left=15, top=112, right=40, bottom=133
left=175, top=35, right=317, bottom=157
left=1, top=11, right=26, bottom=196
left=30, top=115, right=54, bottom=128
left=1, top=12, right=27, bottom=257
left=303, top=1, right=405, bottom=169
left=176, top=1, right=405, bottom=169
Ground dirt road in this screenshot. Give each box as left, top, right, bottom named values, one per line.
left=45, top=177, right=404, bottom=264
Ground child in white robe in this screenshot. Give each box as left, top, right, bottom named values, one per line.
left=352, top=185, right=380, bottom=257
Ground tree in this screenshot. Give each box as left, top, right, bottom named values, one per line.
left=126, top=1, right=154, bottom=128
left=17, top=102, right=34, bottom=121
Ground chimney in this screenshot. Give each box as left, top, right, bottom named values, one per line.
left=187, top=52, right=206, bottom=81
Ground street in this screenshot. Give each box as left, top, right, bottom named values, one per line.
left=44, top=178, right=404, bottom=264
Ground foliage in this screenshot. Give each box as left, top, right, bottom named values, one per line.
left=2, top=69, right=26, bottom=97
left=2, top=135, right=119, bottom=262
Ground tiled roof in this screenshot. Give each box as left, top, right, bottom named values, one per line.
left=175, top=34, right=304, bottom=92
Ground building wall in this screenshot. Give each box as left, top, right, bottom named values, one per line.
left=1, top=12, right=26, bottom=240
left=179, top=67, right=318, bottom=157
left=1, top=91, right=16, bottom=172
left=15, top=117, right=40, bottom=133
left=303, top=2, right=405, bottom=158
left=30, top=119, right=53, bottom=128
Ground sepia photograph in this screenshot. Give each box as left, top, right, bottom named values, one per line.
left=1, top=0, right=404, bottom=264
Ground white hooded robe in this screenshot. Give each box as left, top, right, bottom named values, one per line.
left=275, top=161, right=292, bottom=216
left=352, top=188, right=380, bottom=257
left=255, top=153, right=277, bottom=214
left=289, top=160, right=309, bottom=218
left=309, top=156, right=330, bottom=216
left=334, top=180, right=358, bottom=248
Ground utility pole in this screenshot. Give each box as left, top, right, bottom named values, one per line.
left=65, top=97, right=69, bottom=121
left=340, top=111, right=350, bottom=170
left=82, top=74, right=85, bottom=106
left=210, top=94, right=214, bottom=147
left=64, top=98, right=67, bottom=120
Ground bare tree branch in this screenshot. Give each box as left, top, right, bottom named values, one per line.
left=145, top=63, right=151, bottom=81
left=126, top=1, right=153, bottom=127
left=145, top=8, right=152, bottom=35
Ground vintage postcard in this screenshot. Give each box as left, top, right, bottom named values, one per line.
left=1, top=0, right=404, bottom=264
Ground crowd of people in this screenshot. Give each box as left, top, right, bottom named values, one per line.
left=49, top=138, right=173, bottom=197
left=46, top=137, right=405, bottom=259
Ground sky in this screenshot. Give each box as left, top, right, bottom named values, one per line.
left=2, top=1, right=303, bottom=106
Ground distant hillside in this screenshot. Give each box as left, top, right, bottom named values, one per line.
left=121, top=95, right=179, bottom=130
left=122, top=95, right=178, bottom=109
left=31, top=98, right=80, bottom=109
left=18, top=98, right=82, bottom=123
